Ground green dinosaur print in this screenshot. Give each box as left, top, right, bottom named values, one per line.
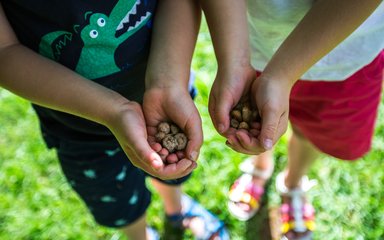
left=39, top=0, right=151, bottom=79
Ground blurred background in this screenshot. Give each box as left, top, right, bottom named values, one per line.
left=0, top=21, right=383, bottom=240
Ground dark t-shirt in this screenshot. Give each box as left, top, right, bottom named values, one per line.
left=2, top=0, right=158, bottom=140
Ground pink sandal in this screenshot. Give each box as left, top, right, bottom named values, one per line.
left=276, top=172, right=317, bottom=240
left=228, top=158, right=274, bottom=221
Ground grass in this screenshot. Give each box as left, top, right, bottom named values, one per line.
left=1, top=22, right=384, bottom=240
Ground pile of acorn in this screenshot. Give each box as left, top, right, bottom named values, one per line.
left=155, top=122, right=188, bottom=153
left=230, top=101, right=260, bottom=130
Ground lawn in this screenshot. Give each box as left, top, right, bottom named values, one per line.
left=0, top=22, right=384, bottom=240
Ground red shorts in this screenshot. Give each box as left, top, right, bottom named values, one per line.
left=289, top=51, right=384, bottom=160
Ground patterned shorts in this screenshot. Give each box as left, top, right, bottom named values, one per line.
left=47, top=136, right=190, bottom=228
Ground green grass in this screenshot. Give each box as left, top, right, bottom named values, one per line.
left=1, top=22, right=384, bottom=240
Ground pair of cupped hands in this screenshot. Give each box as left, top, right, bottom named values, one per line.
left=107, top=66, right=291, bottom=180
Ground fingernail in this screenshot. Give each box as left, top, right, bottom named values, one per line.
left=193, top=163, right=198, bottom=170
left=190, top=151, right=198, bottom=161
left=264, top=139, right=273, bottom=150
left=218, top=124, right=225, bottom=133
left=151, top=158, right=163, bottom=170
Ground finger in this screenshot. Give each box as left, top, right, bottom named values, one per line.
left=147, top=125, right=158, bottom=136
left=236, top=131, right=265, bottom=153
left=250, top=121, right=261, bottom=130
left=162, top=159, right=194, bottom=178
left=128, top=137, right=164, bottom=171
left=181, top=161, right=198, bottom=175
left=184, top=116, right=203, bottom=162
left=208, top=91, right=232, bottom=135
left=249, top=129, right=260, bottom=137
left=226, top=134, right=265, bottom=155
left=176, top=151, right=185, bottom=159
left=150, top=142, right=162, bottom=152
left=258, top=106, right=280, bottom=150
left=166, top=153, right=179, bottom=164
left=235, top=130, right=253, bottom=146
left=158, top=148, right=169, bottom=161
left=227, top=141, right=264, bottom=155
left=226, top=135, right=248, bottom=153
left=126, top=148, right=163, bottom=176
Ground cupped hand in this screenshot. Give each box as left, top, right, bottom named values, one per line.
left=226, top=75, right=291, bottom=154
left=208, top=63, right=256, bottom=137
left=143, top=86, right=203, bottom=179
left=105, top=100, right=190, bottom=180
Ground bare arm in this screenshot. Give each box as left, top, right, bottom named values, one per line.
left=263, top=0, right=382, bottom=84
left=0, top=4, right=128, bottom=127
left=199, top=0, right=250, bottom=73
left=146, top=0, right=201, bottom=88
left=144, top=0, right=203, bottom=164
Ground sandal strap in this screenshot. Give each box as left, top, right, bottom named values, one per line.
left=275, top=172, right=317, bottom=196
left=239, top=157, right=274, bottom=179
left=276, top=172, right=316, bottom=233
left=180, top=194, right=229, bottom=240
left=228, top=174, right=264, bottom=205
left=291, top=190, right=306, bottom=232
left=281, top=203, right=316, bottom=234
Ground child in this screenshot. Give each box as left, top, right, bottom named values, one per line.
left=200, top=0, right=384, bottom=239
left=0, top=0, right=228, bottom=239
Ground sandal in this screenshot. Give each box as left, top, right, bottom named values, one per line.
left=227, top=157, right=274, bottom=221
left=276, top=172, right=316, bottom=240
left=163, top=194, right=230, bottom=240
left=147, top=226, right=160, bottom=240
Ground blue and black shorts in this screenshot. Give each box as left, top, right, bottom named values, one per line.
left=47, top=137, right=190, bottom=228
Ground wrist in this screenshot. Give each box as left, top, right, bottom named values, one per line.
left=257, top=71, right=297, bottom=89
left=145, top=72, right=189, bottom=90
left=215, top=61, right=255, bottom=85
left=145, top=74, right=190, bottom=91
left=216, top=49, right=250, bottom=71
left=98, top=93, right=134, bottom=127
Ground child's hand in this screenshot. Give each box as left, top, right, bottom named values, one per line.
left=105, top=100, right=186, bottom=180
left=143, top=86, right=203, bottom=177
left=208, top=64, right=256, bottom=136
left=227, top=75, right=290, bottom=154
left=209, top=64, right=270, bottom=154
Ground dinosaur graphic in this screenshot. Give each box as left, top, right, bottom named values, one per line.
left=39, top=0, right=151, bottom=79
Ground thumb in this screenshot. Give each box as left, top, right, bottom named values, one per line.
left=258, top=107, right=279, bottom=150
left=129, top=137, right=164, bottom=170
left=184, top=117, right=203, bottom=161
left=208, top=92, right=233, bottom=135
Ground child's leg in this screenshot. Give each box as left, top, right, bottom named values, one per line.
left=251, top=150, right=274, bottom=182
left=120, top=214, right=147, bottom=239
left=284, top=128, right=319, bottom=189
left=151, top=179, right=182, bottom=215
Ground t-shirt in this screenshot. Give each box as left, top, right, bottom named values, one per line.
left=2, top=0, right=158, bottom=139
left=247, top=0, right=384, bottom=81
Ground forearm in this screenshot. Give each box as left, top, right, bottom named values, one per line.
left=0, top=44, right=128, bottom=126
left=263, top=0, right=382, bottom=84
left=146, top=0, right=201, bottom=89
left=199, top=0, right=250, bottom=71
